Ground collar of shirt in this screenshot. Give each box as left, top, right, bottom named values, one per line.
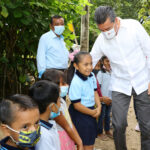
left=49, top=30, right=64, bottom=39
left=75, top=70, right=93, bottom=81
left=118, top=17, right=129, bottom=29
left=0, top=137, right=35, bottom=150
left=40, top=119, right=53, bottom=130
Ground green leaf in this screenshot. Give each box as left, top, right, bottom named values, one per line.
left=0, top=20, right=3, bottom=28
left=23, top=11, right=31, bottom=16
left=20, top=18, right=32, bottom=25
left=19, top=74, right=27, bottom=83
left=0, top=56, right=9, bottom=63
left=7, top=2, right=17, bottom=9
left=13, top=10, right=22, bottom=18
left=1, top=6, right=8, bottom=18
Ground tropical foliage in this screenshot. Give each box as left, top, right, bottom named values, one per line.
left=0, top=0, right=149, bottom=98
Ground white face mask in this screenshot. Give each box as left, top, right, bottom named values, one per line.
left=102, top=23, right=116, bottom=40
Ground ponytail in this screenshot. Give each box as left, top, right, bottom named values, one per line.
left=67, top=62, right=75, bottom=85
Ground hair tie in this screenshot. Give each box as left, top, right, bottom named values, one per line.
left=69, top=49, right=80, bottom=61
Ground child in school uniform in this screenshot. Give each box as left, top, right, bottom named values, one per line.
left=0, top=94, right=41, bottom=150
left=68, top=51, right=101, bottom=150
left=41, top=69, right=83, bottom=150
left=93, top=59, right=103, bottom=98
left=97, top=56, right=113, bottom=139
left=93, top=59, right=112, bottom=141
left=29, top=80, right=61, bottom=150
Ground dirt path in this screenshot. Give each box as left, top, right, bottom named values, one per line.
left=95, top=98, right=141, bottom=150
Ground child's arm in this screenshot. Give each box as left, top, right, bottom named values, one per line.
left=94, top=91, right=101, bottom=118
left=73, top=102, right=97, bottom=117
left=72, top=123, right=84, bottom=150
left=102, top=96, right=112, bottom=105
left=54, top=113, right=83, bottom=149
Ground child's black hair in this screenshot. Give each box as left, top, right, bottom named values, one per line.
left=41, top=69, right=67, bottom=85
left=41, top=69, right=60, bottom=85
left=0, top=94, right=38, bottom=125
left=100, top=55, right=108, bottom=73
left=67, top=51, right=90, bottom=85
left=29, top=80, right=59, bottom=114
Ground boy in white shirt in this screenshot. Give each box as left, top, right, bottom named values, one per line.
left=29, top=80, right=61, bottom=150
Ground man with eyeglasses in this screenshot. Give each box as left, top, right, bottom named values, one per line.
left=90, top=6, right=150, bottom=150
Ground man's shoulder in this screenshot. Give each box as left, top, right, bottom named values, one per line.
left=40, top=31, right=51, bottom=39
left=121, top=18, right=140, bottom=27
left=40, top=30, right=56, bottom=41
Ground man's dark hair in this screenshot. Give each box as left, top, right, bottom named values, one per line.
left=0, top=94, right=38, bottom=125
left=94, top=6, right=116, bottom=24
left=50, top=15, right=63, bottom=25
left=29, top=80, right=59, bottom=114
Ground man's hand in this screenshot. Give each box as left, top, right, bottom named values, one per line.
left=102, top=96, right=112, bottom=105
left=148, top=83, right=150, bottom=95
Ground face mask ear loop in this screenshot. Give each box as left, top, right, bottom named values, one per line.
left=9, top=135, right=18, bottom=145
left=5, top=125, right=19, bottom=133
left=115, top=18, right=120, bottom=35
left=4, top=125, right=19, bottom=144
left=49, top=103, right=59, bottom=113
left=49, top=103, right=55, bottom=112
left=54, top=103, right=59, bottom=113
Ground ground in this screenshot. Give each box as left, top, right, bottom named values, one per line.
left=0, top=98, right=141, bottom=150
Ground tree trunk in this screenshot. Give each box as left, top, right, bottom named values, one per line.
left=80, top=4, right=89, bottom=52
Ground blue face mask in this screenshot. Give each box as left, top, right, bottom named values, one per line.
left=54, top=25, right=65, bottom=35
left=49, top=103, right=60, bottom=119
left=60, top=86, right=69, bottom=98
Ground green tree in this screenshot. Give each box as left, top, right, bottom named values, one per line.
left=138, top=0, right=150, bottom=34
left=0, top=0, right=89, bottom=98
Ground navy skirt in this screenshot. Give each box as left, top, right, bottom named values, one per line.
left=69, top=104, right=97, bottom=145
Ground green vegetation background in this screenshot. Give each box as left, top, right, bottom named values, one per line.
left=0, top=0, right=149, bottom=98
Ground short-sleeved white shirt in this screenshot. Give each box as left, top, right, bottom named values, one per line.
left=69, top=71, right=97, bottom=107
left=56, top=98, right=73, bottom=131
left=35, top=120, right=60, bottom=150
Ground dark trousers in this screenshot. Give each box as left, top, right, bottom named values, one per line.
left=97, top=104, right=111, bottom=134
left=112, top=89, right=150, bottom=150
left=133, top=98, right=138, bottom=120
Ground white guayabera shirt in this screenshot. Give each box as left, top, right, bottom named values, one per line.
left=91, top=18, right=150, bottom=96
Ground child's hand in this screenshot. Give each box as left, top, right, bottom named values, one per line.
left=91, top=109, right=97, bottom=117
left=92, top=108, right=101, bottom=118
left=103, top=96, right=112, bottom=105
left=77, top=144, right=84, bottom=150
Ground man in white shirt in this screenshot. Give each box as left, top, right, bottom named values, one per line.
left=90, top=6, right=150, bottom=150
